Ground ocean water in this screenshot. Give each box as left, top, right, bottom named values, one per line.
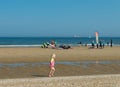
left=0, top=37, right=120, bottom=47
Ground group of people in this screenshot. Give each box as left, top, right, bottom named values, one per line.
left=91, top=40, right=104, bottom=48
left=41, top=40, right=71, bottom=49
left=91, top=39, right=113, bottom=49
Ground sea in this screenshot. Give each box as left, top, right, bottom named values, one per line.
left=0, top=37, right=120, bottom=47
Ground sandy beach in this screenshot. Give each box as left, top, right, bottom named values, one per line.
left=0, top=75, right=120, bottom=87
left=0, top=46, right=120, bottom=86
left=0, top=46, right=120, bottom=63
left=0, top=46, right=119, bottom=78
left=1, top=0, right=120, bottom=86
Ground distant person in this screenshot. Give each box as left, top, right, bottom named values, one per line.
left=91, top=40, right=95, bottom=48
left=78, top=41, right=82, bottom=46
left=96, top=43, right=99, bottom=48
left=85, top=43, right=87, bottom=47
left=51, top=40, right=55, bottom=45
left=50, top=44, right=56, bottom=49
left=110, top=39, right=113, bottom=47
left=99, top=40, right=102, bottom=48
left=49, top=53, right=56, bottom=77
left=102, top=40, right=105, bottom=48
left=107, top=42, right=109, bottom=46
left=79, top=42, right=82, bottom=44
left=49, top=40, right=56, bottom=49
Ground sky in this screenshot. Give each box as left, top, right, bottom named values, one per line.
left=0, top=0, right=120, bottom=37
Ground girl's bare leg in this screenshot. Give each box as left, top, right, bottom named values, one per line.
left=51, top=68, right=55, bottom=76
left=49, top=69, right=52, bottom=77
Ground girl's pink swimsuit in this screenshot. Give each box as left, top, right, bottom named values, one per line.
left=50, top=58, right=55, bottom=68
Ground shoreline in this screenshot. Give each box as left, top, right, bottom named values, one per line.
left=0, top=44, right=120, bottom=48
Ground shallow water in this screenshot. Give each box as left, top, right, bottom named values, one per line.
left=0, top=61, right=120, bottom=68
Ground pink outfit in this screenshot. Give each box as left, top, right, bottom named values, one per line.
left=50, top=58, right=55, bottom=68
left=50, top=62, right=54, bottom=67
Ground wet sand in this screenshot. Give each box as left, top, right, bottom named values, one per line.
left=0, top=46, right=119, bottom=79
left=0, top=63, right=120, bottom=79
left=0, top=46, right=120, bottom=86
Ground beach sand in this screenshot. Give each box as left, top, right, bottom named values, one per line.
left=0, top=46, right=119, bottom=78
left=0, top=46, right=120, bottom=63
left=0, top=46, right=120, bottom=86
left=0, top=75, right=120, bottom=87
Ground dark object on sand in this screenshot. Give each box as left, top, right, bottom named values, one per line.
left=110, top=39, right=113, bottom=47
left=59, top=45, right=71, bottom=49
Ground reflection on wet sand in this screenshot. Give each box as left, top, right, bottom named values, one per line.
left=0, top=61, right=120, bottom=79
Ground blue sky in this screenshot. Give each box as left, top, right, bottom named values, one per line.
left=0, top=0, right=120, bottom=37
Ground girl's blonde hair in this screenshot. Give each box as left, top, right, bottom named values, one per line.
left=52, top=53, right=56, bottom=58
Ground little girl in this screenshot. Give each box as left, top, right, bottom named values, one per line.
left=49, top=53, right=56, bottom=77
